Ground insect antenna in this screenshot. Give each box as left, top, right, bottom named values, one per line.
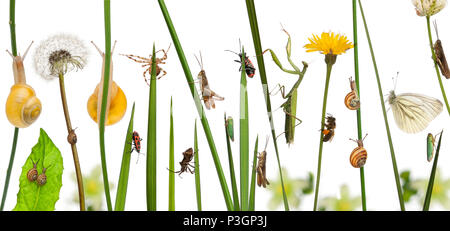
left=264, top=135, right=270, bottom=151
left=22, top=41, right=34, bottom=60
left=392, top=71, right=399, bottom=92
left=433, top=20, right=440, bottom=40
left=111, top=40, right=118, bottom=54
left=225, top=49, right=239, bottom=56
left=194, top=51, right=203, bottom=70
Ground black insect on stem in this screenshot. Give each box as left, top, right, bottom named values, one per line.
left=225, top=40, right=256, bottom=78
left=322, top=114, right=336, bottom=142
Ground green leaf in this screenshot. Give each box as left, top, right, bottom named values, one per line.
left=13, top=128, right=63, bottom=211
left=114, top=102, right=136, bottom=211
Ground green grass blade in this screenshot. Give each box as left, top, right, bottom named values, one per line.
left=248, top=136, right=259, bottom=211
left=158, top=0, right=233, bottom=210
left=1, top=0, right=20, bottom=212
left=169, top=98, right=175, bottom=211
left=114, top=102, right=135, bottom=211
left=245, top=0, right=289, bottom=211
left=194, top=119, right=202, bottom=211
left=99, top=0, right=113, bottom=211
left=240, top=48, right=249, bottom=211
left=423, top=131, right=444, bottom=211
left=146, top=44, right=158, bottom=211
left=352, top=0, right=366, bottom=211
left=358, top=0, right=405, bottom=210
left=225, top=114, right=240, bottom=211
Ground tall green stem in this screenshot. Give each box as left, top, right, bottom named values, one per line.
left=99, top=0, right=112, bottom=211
left=169, top=98, right=175, bottom=211
left=147, top=44, right=158, bottom=211
left=358, top=0, right=404, bottom=210
left=313, top=58, right=334, bottom=211
left=1, top=0, right=19, bottom=211
left=352, top=0, right=366, bottom=211
left=426, top=16, right=450, bottom=115
left=245, top=0, right=289, bottom=210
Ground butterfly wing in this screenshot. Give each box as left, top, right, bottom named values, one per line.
left=390, top=93, right=443, bottom=133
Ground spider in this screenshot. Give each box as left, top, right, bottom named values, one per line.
left=121, top=44, right=171, bottom=85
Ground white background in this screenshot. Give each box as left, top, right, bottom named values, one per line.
left=1, top=0, right=450, bottom=211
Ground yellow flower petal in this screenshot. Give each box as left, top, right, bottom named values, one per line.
left=304, top=32, right=354, bottom=55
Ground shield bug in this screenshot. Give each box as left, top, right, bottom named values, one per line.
left=121, top=44, right=171, bottom=85
left=130, top=131, right=145, bottom=164
left=349, top=134, right=368, bottom=168
left=194, top=52, right=224, bottom=110
left=169, top=148, right=195, bottom=176
left=225, top=40, right=256, bottom=78
left=263, top=27, right=308, bottom=145
left=433, top=21, right=450, bottom=79
left=322, top=114, right=336, bottom=142
left=257, top=136, right=270, bottom=188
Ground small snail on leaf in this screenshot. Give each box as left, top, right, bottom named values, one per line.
left=37, top=167, right=49, bottom=186
left=349, top=134, right=368, bottom=168
left=87, top=41, right=127, bottom=126
left=344, top=77, right=360, bottom=110
left=27, top=159, right=39, bottom=182
left=5, top=42, right=42, bottom=128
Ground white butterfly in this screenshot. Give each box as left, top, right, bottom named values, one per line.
left=387, top=90, right=443, bottom=133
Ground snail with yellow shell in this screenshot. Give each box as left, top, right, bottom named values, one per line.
left=87, top=41, right=127, bottom=126
left=5, top=42, right=42, bottom=128
left=344, top=76, right=360, bottom=110
left=349, top=134, right=368, bottom=168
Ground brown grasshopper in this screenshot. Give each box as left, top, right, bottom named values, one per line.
left=169, top=148, right=195, bottom=176
left=257, top=137, right=270, bottom=188
left=433, top=21, right=450, bottom=79
left=194, top=52, right=224, bottom=110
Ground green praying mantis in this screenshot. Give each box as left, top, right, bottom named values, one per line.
left=263, top=27, right=308, bottom=146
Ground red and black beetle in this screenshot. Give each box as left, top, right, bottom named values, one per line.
left=226, top=42, right=256, bottom=78
left=130, top=131, right=145, bottom=163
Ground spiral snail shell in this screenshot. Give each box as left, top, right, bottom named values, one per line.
left=36, top=167, right=48, bottom=186
left=87, top=41, right=127, bottom=126
left=344, top=77, right=360, bottom=110
left=5, top=42, right=42, bottom=128
left=27, top=160, right=39, bottom=182
left=349, top=134, right=368, bottom=168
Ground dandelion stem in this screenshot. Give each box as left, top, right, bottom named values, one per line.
left=313, top=60, right=333, bottom=211
left=0, top=0, right=19, bottom=211
left=58, top=73, right=85, bottom=211
left=426, top=16, right=450, bottom=116
left=358, top=0, right=405, bottom=210
left=352, top=0, right=366, bottom=211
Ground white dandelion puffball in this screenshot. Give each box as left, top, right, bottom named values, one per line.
left=412, top=0, right=447, bottom=16
left=33, top=33, right=89, bottom=79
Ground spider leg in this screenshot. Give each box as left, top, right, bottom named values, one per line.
left=143, top=68, right=151, bottom=86
left=121, top=54, right=151, bottom=64
left=157, top=69, right=168, bottom=80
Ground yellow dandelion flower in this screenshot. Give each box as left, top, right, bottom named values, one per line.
left=304, top=32, right=354, bottom=55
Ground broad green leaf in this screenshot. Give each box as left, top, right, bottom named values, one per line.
left=14, top=128, right=63, bottom=211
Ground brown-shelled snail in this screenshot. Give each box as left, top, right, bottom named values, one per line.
left=5, top=42, right=42, bottom=128
left=87, top=41, right=127, bottom=126
left=36, top=167, right=48, bottom=186
left=27, top=159, right=39, bottom=182
left=349, top=134, right=368, bottom=168
left=344, top=77, right=360, bottom=110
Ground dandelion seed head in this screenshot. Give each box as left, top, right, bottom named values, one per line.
left=412, top=0, right=447, bottom=17
left=33, top=33, right=89, bottom=79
